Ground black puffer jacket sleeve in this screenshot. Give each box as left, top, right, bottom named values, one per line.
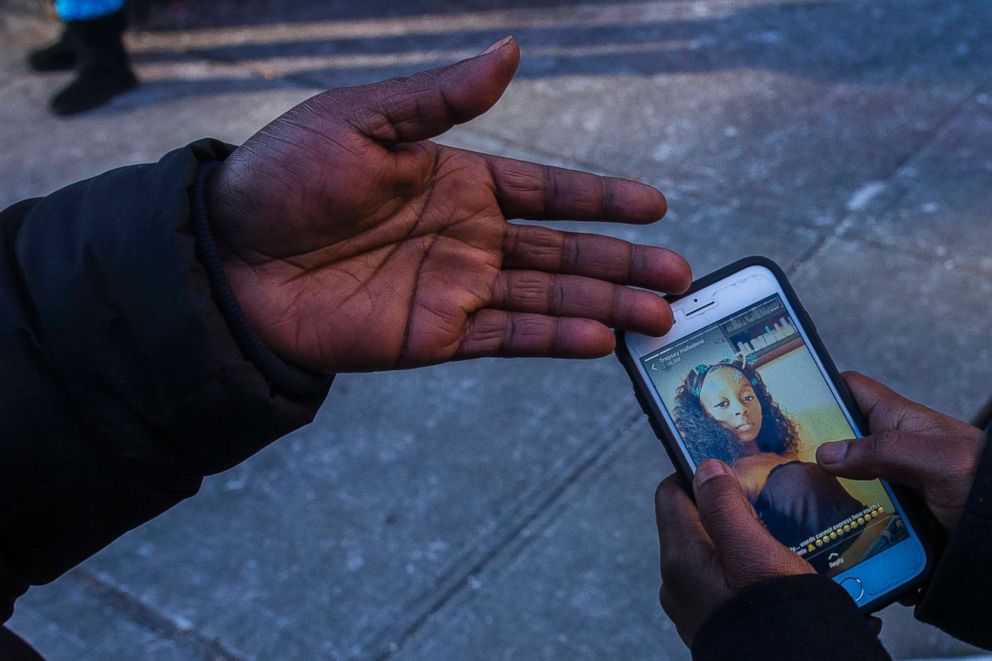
left=914, top=429, right=992, bottom=648
left=0, top=139, right=330, bottom=621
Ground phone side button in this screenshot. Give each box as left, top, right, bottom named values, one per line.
left=839, top=577, right=865, bottom=602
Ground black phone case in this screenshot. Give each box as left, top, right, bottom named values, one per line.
left=615, top=255, right=933, bottom=613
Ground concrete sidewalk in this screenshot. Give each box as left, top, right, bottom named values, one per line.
left=2, top=1, right=991, bottom=659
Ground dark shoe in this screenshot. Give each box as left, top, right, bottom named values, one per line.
left=27, top=31, right=77, bottom=72
left=49, top=10, right=139, bottom=116
left=50, top=66, right=138, bottom=116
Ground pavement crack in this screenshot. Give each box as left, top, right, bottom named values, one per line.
left=370, top=410, right=646, bottom=660
left=66, top=568, right=246, bottom=661
left=791, top=78, right=992, bottom=277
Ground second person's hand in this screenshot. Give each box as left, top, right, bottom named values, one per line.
left=206, top=37, right=691, bottom=373
left=817, top=372, right=987, bottom=531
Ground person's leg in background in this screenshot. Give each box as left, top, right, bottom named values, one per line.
left=26, top=0, right=138, bottom=116
left=26, top=5, right=77, bottom=73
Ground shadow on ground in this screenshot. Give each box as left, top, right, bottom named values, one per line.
left=92, top=0, right=992, bottom=113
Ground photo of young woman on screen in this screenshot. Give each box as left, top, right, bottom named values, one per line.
left=674, top=359, right=866, bottom=548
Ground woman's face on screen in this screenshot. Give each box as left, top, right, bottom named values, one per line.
left=699, top=367, right=763, bottom=443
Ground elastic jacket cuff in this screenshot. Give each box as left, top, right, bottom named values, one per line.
left=191, top=161, right=332, bottom=398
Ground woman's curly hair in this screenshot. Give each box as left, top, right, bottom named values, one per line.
left=673, top=361, right=799, bottom=465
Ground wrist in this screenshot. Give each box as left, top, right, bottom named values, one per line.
left=192, top=161, right=331, bottom=397
left=202, top=162, right=250, bottom=273
left=202, top=164, right=256, bottom=320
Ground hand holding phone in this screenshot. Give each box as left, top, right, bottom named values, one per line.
left=620, top=257, right=931, bottom=612
left=656, top=372, right=987, bottom=641
left=655, top=461, right=814, bottom=646
left=817, top=372, right=987, bottom=531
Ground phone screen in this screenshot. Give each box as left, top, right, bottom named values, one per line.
left=640, top=293, right=909, bottom=576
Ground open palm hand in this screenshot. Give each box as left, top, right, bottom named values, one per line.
left=206, top=38, right=691, bottom=373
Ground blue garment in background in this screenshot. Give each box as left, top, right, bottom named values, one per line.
left=55, top=0, right=125, bottom=21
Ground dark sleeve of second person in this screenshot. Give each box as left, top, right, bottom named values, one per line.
left=690, top=574, right=891, bottom=661
left=0, top=139, right=332, bottom=622
left=914, top=427, right=992, bottom=650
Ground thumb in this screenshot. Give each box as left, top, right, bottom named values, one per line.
left=816, top=432, right=930, bottom=489
left=330, top=36, right=520, bottom=144
left=693, top=460, right=812, bottom=587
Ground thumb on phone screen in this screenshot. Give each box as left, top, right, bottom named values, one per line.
left=692, top=459, right=814, bottom=589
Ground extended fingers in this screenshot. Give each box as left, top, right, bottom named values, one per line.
left=503, top=225, right=692, bottom=293
left=486, top=154, right=667, bottom=223
left=491, top=270, right=673, bottom=335
left=454, top=310, right=614, bottom=360
left=327, top=38, right=520, bottom=145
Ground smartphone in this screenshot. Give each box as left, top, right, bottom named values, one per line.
left=617, top=256, right=930, bottom=611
